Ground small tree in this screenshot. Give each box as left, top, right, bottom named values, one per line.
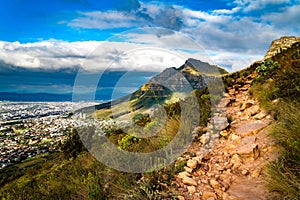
left=59, top=128, right=87, bottom=159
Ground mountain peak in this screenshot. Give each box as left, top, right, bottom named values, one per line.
left=264, top=36, right=300, bottom=60
left=180, top=58, right=228, bottom=76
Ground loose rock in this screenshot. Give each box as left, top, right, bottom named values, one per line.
left=220, top=130, right=230, bottom=137
left=202, top=191, right=217, bottom=200
left=187, top=185, right=196, bottom=194
left=182, top=176, right=197, bottom=186
left=177, top=195, right=185, bottom=200
left=210, top=179, right=221, bottom=189
left=187, top=159, right=198, bottom=169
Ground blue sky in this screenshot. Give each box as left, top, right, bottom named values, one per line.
left=0, top=0, right=236, bottom=42
left=0, top=0, right=299, bottom=97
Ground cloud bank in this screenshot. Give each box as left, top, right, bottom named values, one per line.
left=0, top=35, right=205, bottom=72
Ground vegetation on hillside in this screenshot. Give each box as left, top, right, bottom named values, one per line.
left=250, top=42, right=300, bottom=199
left=0, top=86, right=212, bottom=199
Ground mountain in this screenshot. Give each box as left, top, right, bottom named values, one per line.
left=93, top=59, right=228, bottom=118
left=0, top=92, right=73, bottom=102
left=149, top=58, right=227, bottom=91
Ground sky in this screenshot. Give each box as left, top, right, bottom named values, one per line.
left=0, top=0, right=299, bottom=97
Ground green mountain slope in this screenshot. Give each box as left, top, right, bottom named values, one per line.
left=94, top=59, right=227, bottom=119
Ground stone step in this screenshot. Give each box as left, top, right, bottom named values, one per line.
left=235, top=143, right=260, bottom=160
left=227, top=178, right=269, bottom=200
left=233, top=121, right=269, bottom=137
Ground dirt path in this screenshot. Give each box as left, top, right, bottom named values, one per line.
left=171, top=74, right=278, bottom=200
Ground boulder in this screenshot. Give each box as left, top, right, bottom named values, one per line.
left=246, top=105, right=260, bottom=116
left=178, top=171, right=191, bottom=179
left=200, top=133, right=210, bottom=144
left=230, top=154, right=242, bottom=170
left=228, top=134, right=241, bottom=144
left=234, top=122, right=268, bottom=137
left=193, top=156, right=203, bottom=164
left=241, top=169, right=249, bottom=176
left=184, top=166, right=193, bottom=173
left=254, top=111, right=268, bottom=120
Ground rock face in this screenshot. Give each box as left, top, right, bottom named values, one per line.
left=264, top=36, right=300, bottom=59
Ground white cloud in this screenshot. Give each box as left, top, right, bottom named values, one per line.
left=69, top=11, right=138, bottom=29
left=182, top=9, right=232, bottom=24
left=69, top=2, right=184, bottom=30
left=233, top=0, right=291, bottom=12
left=262, top=4, right=300, bottom=32
left=208, top=50, right=263, bottom=72
left=178, top=1, right=299, bottom=70
left=65, top=0, right=299, bottom=70
left=212, top=7, right=241, bottom=15
left=0, top=40, right=101, bottom=70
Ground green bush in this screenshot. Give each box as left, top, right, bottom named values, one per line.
left=254, top=59, right=281, bottom=83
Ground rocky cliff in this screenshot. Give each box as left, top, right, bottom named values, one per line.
left=264, top=36, right=300, bottom=59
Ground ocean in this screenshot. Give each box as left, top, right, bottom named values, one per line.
left=0, top=67, right=157, bottom=102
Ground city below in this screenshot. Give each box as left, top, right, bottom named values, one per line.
left=0, top=101, right=99, bottom=169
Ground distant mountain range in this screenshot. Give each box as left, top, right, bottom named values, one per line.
left=0, top=92, right=73, bottom=102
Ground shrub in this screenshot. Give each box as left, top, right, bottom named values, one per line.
left=132, top=113, right=151, bottom=127
left=118, top=134, right=141, bottom=151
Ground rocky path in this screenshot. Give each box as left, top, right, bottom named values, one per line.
left=171, top=74, right=278, bottom=200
